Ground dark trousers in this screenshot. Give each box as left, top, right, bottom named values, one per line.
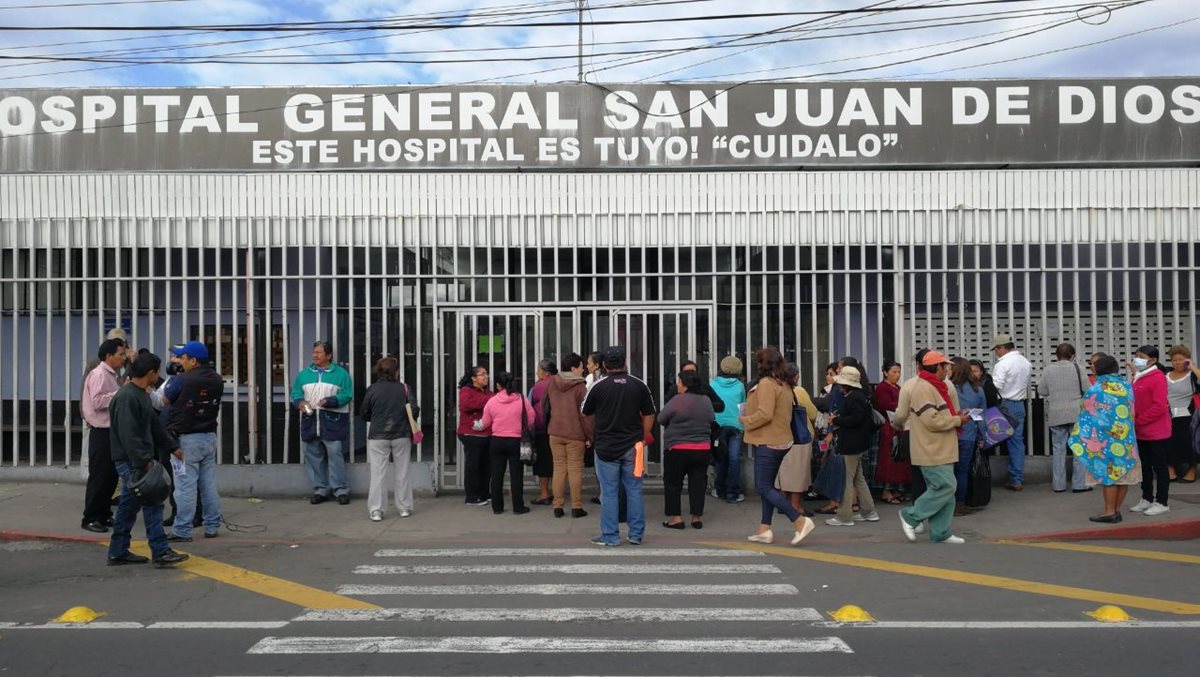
left=664, top=448, right=710, bottom=517
left=753, top=446, right=801, bottom=524
left=490, top=437, right=525, bottom=513
left=1168, top=417, right=1195, bottom=473
left=82, top=427, right=118, bottom=526
left=459, top=434, right=491, bottom=503
left=1139, top=437, right=1170, bottom=506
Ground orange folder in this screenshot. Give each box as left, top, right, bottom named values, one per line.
left=634, top=441, right=645, bottom=478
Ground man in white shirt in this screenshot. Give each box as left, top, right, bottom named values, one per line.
left=991, top=333, right=1033, bottom=491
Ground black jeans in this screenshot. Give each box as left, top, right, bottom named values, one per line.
left=1139, top=437, right=1170, bottom=506
left=1168, top=417, right=1195, bottom=474
left=82, top=427, right=118, bottom=525
left=663, top=448, right=710, bottom=517
left=459, top=434, right=491, bottom=503
left=490, top=437, right=525, bottom=513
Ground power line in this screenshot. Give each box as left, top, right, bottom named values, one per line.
left=0, top=0, right=196, bottom=9
left=0, top=1, right=1082, bottom=32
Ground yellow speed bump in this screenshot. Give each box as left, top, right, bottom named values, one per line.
left=1086, top=605, right=1134, bottom=623
left=52, top=607, right=104, bottom=624
left=829, top=605, right=875, bottom=623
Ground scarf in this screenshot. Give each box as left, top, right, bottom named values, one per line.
left=918, top=370, right=957, bottom=416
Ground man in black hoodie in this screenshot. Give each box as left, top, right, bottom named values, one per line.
left=163, top=341, right=225, bottom=541
left=107, top=352, right=189, bottom=568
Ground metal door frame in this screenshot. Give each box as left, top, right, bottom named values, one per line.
left=433, top=302, right=716, bottom=493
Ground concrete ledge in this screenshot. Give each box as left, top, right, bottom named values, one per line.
left=0, top=462, right=439, bottom=498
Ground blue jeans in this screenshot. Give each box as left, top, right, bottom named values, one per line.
left=713, top=427, right=744, bottom=500
left=1001, top=400, right=1027, bottom=485
left=108, top=461, right=170, bottom=560
left=303, top=438, right=348, bottom=497
left=173, top=433, right=222, bottom=538
left=753, top=446, right=801, bottom=525
left=595, top=449, right=644, bottom=545
left=1050, top=424, right=1086, bottom=491
left=954, top=438, right=976, bottom=503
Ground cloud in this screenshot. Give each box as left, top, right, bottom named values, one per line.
left=0, top=0, right=1195, bottom=87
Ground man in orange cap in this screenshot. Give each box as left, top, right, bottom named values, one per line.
left=893, top=349, right=972, bottom=544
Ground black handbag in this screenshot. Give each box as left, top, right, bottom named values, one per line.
left=891, top=432, right=911, bottom=462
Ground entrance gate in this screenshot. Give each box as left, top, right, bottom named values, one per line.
left=434, top=304, right=715, bottom=491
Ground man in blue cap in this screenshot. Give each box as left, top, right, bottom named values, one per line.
left=162, top=340, right=225, bottom=541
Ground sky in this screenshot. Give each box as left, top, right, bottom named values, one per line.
left=0, top=0, right=1196, bottom=88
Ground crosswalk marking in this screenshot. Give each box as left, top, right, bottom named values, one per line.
left=353, top=563, right=781, bottom=575
left=247, top=636, right=854, bottom=655
left=373, top=548, right=765, bottom=558
left=336, top=583, right=799, bottom=596
left=294, top=607, right=824, bottom=623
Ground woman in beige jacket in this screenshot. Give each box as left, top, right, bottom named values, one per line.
left=740, top=346, right=817, bottom=546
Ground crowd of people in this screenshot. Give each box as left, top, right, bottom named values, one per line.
left=80, top=327, right=1200, bottom=557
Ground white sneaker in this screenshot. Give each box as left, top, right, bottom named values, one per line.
left=710, top=489, right=721, bottom=499
left=854, top=511, right=880, bottom=522
left=747, top=530, right=774, bottom=544
left=369, top=510, right=383, bottom=522
left=399, top=510, right=412, bottom=518
left=791, top=516, right=816, bottom=545
left=825, top=517, right=856, bottom=527
left=914, top=521, right=927, bottom=535
left=1143, top=502, right=1170, bottom=516
left=899, top=513, right=917, bottom=542
left=1130, top=499, right=1152, bottom=513
left=938, top=535, right=966, bottom=544
left=734, top=493, right=746, bottom=503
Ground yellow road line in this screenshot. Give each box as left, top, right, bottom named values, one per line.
left=126, top=542, right=379, bottom=610
left=1000, top=540, right=1200, bottom=566
left=703, top=541, right=1200, bottom=616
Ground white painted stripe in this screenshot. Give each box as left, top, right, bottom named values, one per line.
left=373, top=548, right=764, bottom=558
left=6, top=622, right=146, bottom=630
left=336, top=584, right=799, bottom=596
left=294, top=607, right=824, bottom=623
left=247, top=636, right=853, bottom=655
left=353, top=564, right=781, bottom=575
left=146, top=621, right=291, bottom=629
left=822, top=621, right=1200, bottom=629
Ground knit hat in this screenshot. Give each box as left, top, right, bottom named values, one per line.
left=719, top=356, right=743, bottom=376
left=834, top=366, right=863, bottom=389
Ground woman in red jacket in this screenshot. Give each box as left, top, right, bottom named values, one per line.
left=457, top=366, right=494, bottom=507
left=1129, top=346, right=1172, bottom=516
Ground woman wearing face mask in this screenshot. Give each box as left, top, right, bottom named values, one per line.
left=1129, top=346, right=1172, bottom=516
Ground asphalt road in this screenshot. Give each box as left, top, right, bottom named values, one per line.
left=2, top=530, right=1199, bottom=677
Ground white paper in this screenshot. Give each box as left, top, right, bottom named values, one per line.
left=968, top=408, right=985, bottom=421
left=170, top=456, right=187, bottom=476
left=886, top=411, right=897, bottom=423
left=1172, top=406, right=1191, bottom=418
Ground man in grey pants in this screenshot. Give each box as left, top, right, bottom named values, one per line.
left=1037, top=343, right=1091, bottom=493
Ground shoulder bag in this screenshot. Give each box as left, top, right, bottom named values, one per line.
left=403, top=383, right=424, bottom=445
left=791, top=390, right=813, bottom=445
left=519, top=397, right=534, bottom=463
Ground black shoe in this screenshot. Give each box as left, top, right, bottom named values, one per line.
left=82, top=521, right=109, bottom=534
left=662, top=520, right=685, bottom=530
left=166, top=534, right=192, bottom=543
left=310, top=494, right=327, bottom=505
left=554, top=508, right=565, bottom=518
left=192, top=517, right=203, bottom=528
left=203, top=531, right=219, bottom=539
left=691, top=520, right=704, bottom=530
left=513, top=506, right=531, bottom=515
left=162, top=515, right=175, bottom=528
left=572, top=508, right=588, bottom=519
left=1089, top=512, right=1123, bottom=524
left=101, top=517, right=115, bottom=527
left=531, top=497, right=552, bottom=506
left=153, top=551, right=190, bottom=567
left=337, top=495, right=351, bottom=506
left=493, top=509, right=506, bottom=515
left=107, top=552, right=149, bottom=566
left=1073, top=487, right=1095, bottom=493
left=591, top=496, right=602, bottom=505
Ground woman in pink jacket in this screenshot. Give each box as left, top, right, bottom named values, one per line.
left=1129, top=345, right=1173, bottom=517
left=481, top=371, right=536, bottom=516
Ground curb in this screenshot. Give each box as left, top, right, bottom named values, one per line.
left=0, top=529, right=106, bottom=545
left=1002, top=518, right=1200, bottom=543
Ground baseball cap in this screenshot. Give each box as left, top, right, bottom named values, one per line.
left=921, top=350, right=952, bottom=367
left=602, top=345, right=626, bottom=369
left=992, top=333, right=1014, bottom=349
left=171, top=340, right=209, bottom=362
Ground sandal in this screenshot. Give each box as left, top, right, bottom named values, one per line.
left=882, top=496, right=903, bottom=505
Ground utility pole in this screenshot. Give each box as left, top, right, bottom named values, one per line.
left=577, top=0, right=584, bottom=82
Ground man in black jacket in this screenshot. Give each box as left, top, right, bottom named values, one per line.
left=163, top=341, right=225, bottom=541
left=107, top=352, right=189, bottom=567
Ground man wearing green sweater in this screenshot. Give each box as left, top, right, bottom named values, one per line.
left=291, top=341, right=354, bottom=505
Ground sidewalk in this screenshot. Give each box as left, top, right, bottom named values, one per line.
left=3, top=479, right=1197, bottom=546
